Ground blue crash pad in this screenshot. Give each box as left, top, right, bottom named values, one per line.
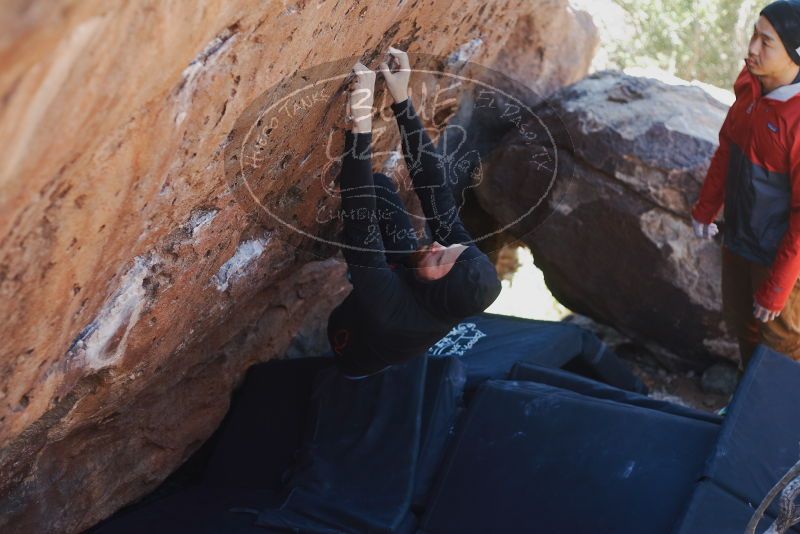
left=700, top=344, right=800, bottom=521
left=674, top=479, right=800, bottom=534
left=419, top=379, right=718, bottom=534
left=508, top=360, right=722, bottom=425
left=413, top=355, right=466, bottom=511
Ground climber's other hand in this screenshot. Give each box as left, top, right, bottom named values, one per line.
left=349, top=61, right=375, bottom=133
left=692, top=217, right=719, bottom=239
left=379, top=46, right=411, bottom=104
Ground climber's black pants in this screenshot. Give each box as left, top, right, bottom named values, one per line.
left=341, top=172, right=425, bottom=276
left=371, top=172, right=425, bottom=263
left=327, top=173, right=423, bottom=367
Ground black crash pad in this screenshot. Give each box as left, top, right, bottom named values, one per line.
left=254, top=354, right=423, bottom=533
left=90, top=353, right=468, bottom=534
left=419, top=379, right=718, bottom=534
left=202, top=356, right=334, bottom=491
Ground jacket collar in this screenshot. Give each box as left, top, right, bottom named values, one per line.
left=764, top=79, right=800, bottom=102
left=746, top=61, right=800, bottom=102
left=764, top=73, right=800, bottom=102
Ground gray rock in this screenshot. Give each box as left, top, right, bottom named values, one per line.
left=476, top=70, right=738, bottom=369
left=701, top=362, right=740, bottom=396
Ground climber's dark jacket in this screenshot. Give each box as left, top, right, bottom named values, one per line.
left=328, top=97, right=501, bottom=377
left=693, top=61, right=800, bottom=312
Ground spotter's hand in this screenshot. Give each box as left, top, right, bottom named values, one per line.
left=753, top=301, right=780, bottom=322
left=692, top=217, right=719, bottom=239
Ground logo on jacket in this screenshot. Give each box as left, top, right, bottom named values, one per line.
left=767, top=122, right=779, bottom=133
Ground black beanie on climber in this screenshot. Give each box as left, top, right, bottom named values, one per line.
left=761, top=0, right=800, bottom=66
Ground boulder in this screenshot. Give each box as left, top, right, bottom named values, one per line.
left=476, top=70, right=737, bottom=369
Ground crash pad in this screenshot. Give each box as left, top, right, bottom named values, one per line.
left=201, top=356, right=334, bottom=490
left=508, top=360, right=722, bottom=425
left=419, top=379, right=718, bottom=534
left=88, top=486, right=286, bottom=534
left=673, top=479, right=800, bottom=534
left=700, top=344, right=800, bottom=521
left=412, top=355, right=466, bottom=512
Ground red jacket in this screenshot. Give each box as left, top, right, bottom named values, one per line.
left=692, top=61, right=800, bottom=312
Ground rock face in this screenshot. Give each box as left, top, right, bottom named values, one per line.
left=0, top=0, right=596, bottom=532
left=491, top=0, right=599, bottom=98
left=476, top=70, right=736, bottom=369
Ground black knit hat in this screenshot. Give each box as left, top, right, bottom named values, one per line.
left=761, top=0, right=800, bottom=66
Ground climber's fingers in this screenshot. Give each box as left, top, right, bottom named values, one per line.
left=382, top=52, right=399, bottom=72
left=387, top=46, right=410, bottom=71
left=379, top=61, right=400, bottom=87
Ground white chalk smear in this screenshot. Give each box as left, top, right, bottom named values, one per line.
left=173, top=27, right=237, bottom=125
left=212, top=235, right=271, bottom=291
left=185, top=209, right=218, bottom=240
left=447, top=38, right=483, bottom=66
left=68, top=254, right=159, bottom=370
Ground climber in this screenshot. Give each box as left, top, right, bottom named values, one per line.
left=691, top=0, right=800, bottom=372
left=326, top=47, right=502, bottom=379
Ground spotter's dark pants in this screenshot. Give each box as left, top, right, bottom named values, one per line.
left=721, top=245, right=800, bottom=375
